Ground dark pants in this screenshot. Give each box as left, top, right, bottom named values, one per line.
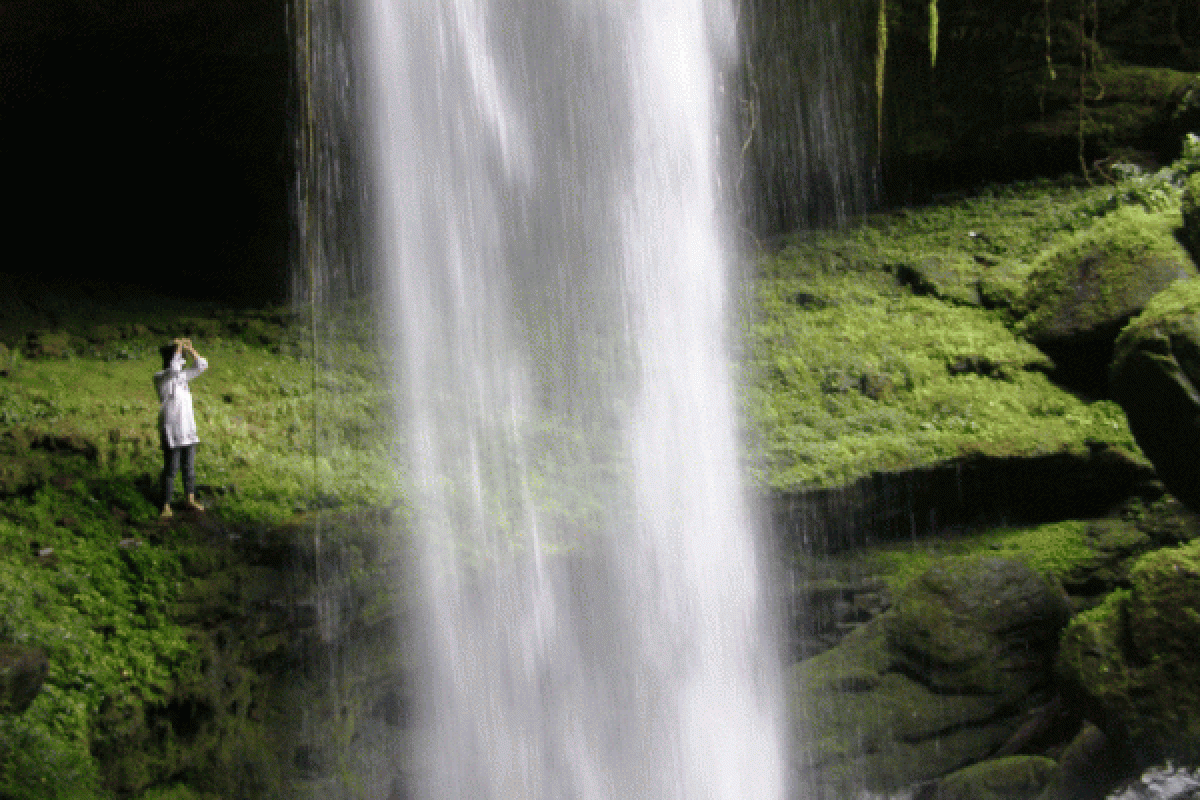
left=161, top=441, right=196, bottom=504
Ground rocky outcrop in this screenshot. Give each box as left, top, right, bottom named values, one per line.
left=791, top=558, right=1070, bottom=797
left=772, top=446, right=1154, bottom=555
left=1109, top=279, right=1200, bottom=511
left=1056, top=540, right=1200, bottom=768
left=89, top=509, right=413, bottom=798
left=1018, top=206, right=1196, bottom=395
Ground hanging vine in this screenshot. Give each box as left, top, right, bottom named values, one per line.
left=928, top=0, right=939, bottom=69
left=875, top=0, right=888, bottom=153
left=1077, top=0, right=1102, bottom=181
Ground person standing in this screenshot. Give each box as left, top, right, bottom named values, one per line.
left=154, top=337, right=208, bottom=519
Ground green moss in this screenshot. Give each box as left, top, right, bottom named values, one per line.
left=1017, top=205, right=1193, bottom=340
left=935, top=755, right=1057, bottom=800
left=742, top=183, right=1145, bottom=491
left=792, top=618, right=1022, bottom=794
left=0, top=297, right=406, bottom=798
left=1057, top=541, right=1200, bottom=761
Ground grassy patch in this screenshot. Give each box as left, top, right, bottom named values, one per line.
left=0, top=297, right=397, bottom=798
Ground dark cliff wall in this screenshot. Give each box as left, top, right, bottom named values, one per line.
left=0, top=0, right=292, bottom=305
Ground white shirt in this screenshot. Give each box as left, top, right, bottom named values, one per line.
left=154, top=354, right=208, bottom=449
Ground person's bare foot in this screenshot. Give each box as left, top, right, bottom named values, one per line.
left=184, top=496, right=205, bottom=512
left=160, top=504, right=173, bottom=520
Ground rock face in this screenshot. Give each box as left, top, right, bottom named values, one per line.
left=1019, top=207, right=1196, bottom=395
left=791, top=557, right=1071, bottom=797
left=87, top=509, right=414, bottom=798
left=1110, top=279, right=1200, bottom=511
left=879, top=0, right=1200, bottom=195
left=1057, top=539, right=1200, bottom=768
left=887, top=557, right=1071, bottom=699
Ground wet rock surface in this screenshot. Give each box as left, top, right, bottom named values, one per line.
left=1017, top=207, right=1196, bottom=396
left=791, top=558, right=1070, bottom=797
left=773, top=447, right=1155, bottom=554
left=87, top=508, right=415, bottom=798
left=1110, top=280, right=1200, bottom=511
left=789, top=503, right=1200, bottom=800
left=1057, top=539, right=1200, bottom=768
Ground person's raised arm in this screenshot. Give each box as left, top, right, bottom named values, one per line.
left=181, top=338, right=208, bottom=377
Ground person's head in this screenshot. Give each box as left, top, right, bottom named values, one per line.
left=160, top=342, right=180, bottom=371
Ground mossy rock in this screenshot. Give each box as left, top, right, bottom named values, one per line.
left=1019, top=206, right=1194, bottom=346
left=1056, top=540, right=1200, bottom=766
left=24, top=329, right=73, bottom=359
left=792, top=557, right=1070, bottom=796
left=934, top=755, right=1058, bottom=800
left=1059, top=518, right=1154, bottom=596
left=885, top=556, right=1070, bottom=699
left=1110, top=279, right=1200, bottom=511
left=892, top=253, right=985, bottom=307
left=792, top=616, right=1036, bottom=796
left=1183, top=172, right=1200, bottom=255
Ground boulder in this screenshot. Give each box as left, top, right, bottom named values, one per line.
left=1056, top=540, right=1200, bottom=767
left=1019, top=206, right=1195, bottom=394
left=1183, top=171, right=1200, bottom=255
left=1109, top=279, right=1200, bottom=511
left=791, top=557, right=1071, bottom=797
left=1036, top=721, right=1129, bottom=800
left=0, top=645, right=48, bottom=714
left=885, top=557, right=1071, bottom=700
left=933, top=755, right=1058, bottom=800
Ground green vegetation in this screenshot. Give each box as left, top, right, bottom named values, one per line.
left=829, top=520, right=1094, bottom=592
left=741, top=180, right=1151, bottom=490
left=1, top=144, right=1198, bottom=796
left=0, top=296, right=397, bottom=798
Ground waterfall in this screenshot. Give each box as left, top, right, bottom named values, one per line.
left=302, top=0, right=787, bottom=796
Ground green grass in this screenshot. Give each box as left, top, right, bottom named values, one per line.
left=0, top=302, right=398, bottom=798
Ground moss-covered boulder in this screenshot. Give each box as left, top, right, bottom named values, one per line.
left=1019, top=207, right=1195, bottom=393
left=1110, top=279, right=1200, bottom=511
left=933, top=755, right=1058, bottom=800
left=886, top=557, right=1071, bottom=699
left=792, top=558, right=1070, bottom=796
left=1058, top=519, right=1154, bottom=598
left=1183, top=172, right=1200, bottom=255
left=1056, top=540, right=1200, bottom=766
